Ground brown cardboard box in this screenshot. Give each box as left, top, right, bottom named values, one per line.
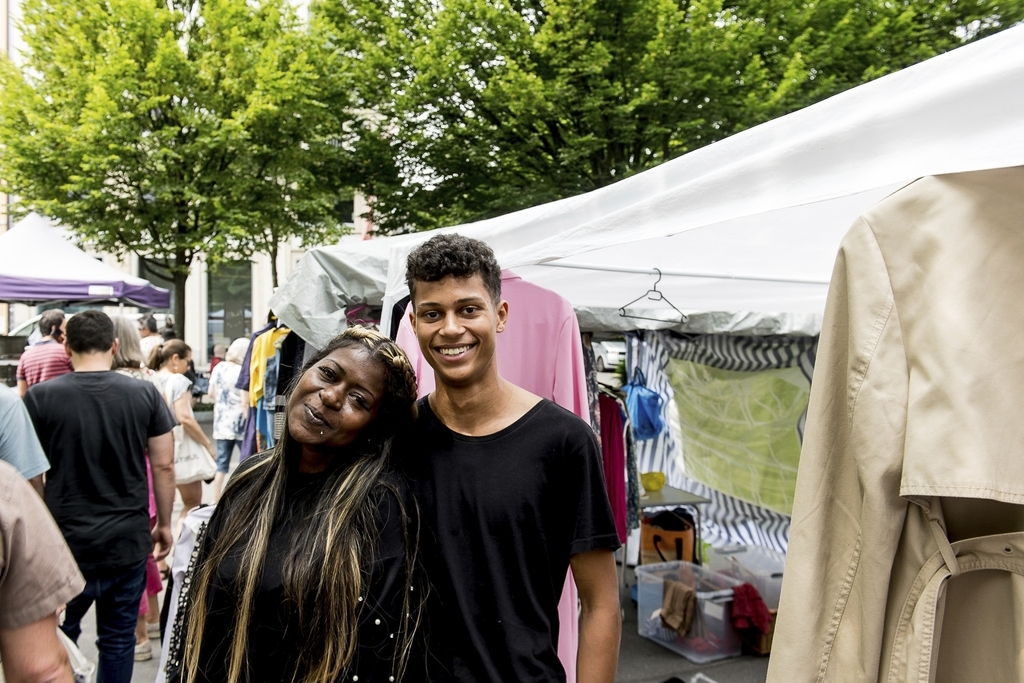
left=741, top=609, right=777, bottom=655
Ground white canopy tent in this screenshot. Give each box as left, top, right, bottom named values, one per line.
left=271, top=24, right=1024, bottom=347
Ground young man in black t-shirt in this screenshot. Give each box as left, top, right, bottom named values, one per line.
left=23, top=310, right=176, bottom=683
left=402, top=235, right=621, bottom=683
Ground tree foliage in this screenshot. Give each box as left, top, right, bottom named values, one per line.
left=326, top=0, right=1024, bottom=233
left=0, top=0, right=358, bottom=333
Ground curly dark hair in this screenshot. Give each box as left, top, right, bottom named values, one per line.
left=405, top=233, right=502, bottom=304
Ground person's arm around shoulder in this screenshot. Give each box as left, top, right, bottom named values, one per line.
left=570, top=549, right=621, bottom=683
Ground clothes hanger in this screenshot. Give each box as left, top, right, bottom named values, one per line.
left=618, top=268, right=687, bottom=324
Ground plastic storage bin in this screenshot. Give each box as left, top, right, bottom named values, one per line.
left=705, top=544, right=785, bottom=610
left=636, top=561, right=743, bottom=663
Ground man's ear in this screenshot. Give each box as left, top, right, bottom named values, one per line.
left=63, top=340, right=72, bottom=358
left=496, top=300, right=509, bottom=333
left=110, top=339, right=119, bottom=357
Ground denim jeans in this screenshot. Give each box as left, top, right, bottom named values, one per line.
left=215, top=438, right=240, bottom=473
left=61, top=559, right=147, bottom=683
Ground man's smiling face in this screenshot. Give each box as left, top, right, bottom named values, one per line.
left=410, top=274, right=507, bottom=389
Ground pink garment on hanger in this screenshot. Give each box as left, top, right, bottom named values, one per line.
left=396, top=270, right=588, bottom=683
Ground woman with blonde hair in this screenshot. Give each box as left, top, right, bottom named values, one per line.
left=167, top=326, right=423, bottom=683
left=149, top=340, right=215, bottom=520
left=110, top=315, right=169, bottom=662
left=207, top=337, right=250, bottom=501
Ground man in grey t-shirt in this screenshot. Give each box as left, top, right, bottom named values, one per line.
left=0, top=383, right=49, bottom=495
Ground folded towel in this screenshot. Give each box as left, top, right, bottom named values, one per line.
left=660, top=578, right=697, bottom=634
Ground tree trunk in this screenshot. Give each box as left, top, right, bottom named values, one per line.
left=269, top=240, right=279, bottom=290
left=172, top=249, right=189, bottom=341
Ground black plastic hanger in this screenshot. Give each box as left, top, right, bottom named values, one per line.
left=618, top=268, right=687, bottom=324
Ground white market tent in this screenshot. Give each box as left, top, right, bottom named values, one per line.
left=271, top=25, right=1024, bottom=348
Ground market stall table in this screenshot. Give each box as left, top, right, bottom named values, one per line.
left=621, top=485, right=712, bottom=615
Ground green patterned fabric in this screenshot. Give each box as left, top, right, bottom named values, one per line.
left=666, top=359, right=810, bottom=515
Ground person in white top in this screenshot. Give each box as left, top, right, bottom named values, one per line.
left=138, top=316, right=162, bottom=360
left=150, top=339, right=215, bottom=528
left=207, top=337, right=250, bottom=501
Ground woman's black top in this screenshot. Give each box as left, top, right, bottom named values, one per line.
left=177, top=456, right=413, bottom=683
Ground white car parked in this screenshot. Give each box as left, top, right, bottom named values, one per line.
left=591, top=340, right=626, bottom=373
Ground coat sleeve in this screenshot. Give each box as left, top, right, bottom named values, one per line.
left=767, top=217, right=911, bottom=683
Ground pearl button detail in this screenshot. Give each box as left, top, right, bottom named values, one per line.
left=374, top=618, right=381, bottom=625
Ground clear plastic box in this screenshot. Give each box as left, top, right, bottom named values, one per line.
left=636, top=561, right=743, bottom=663
left=705, top=544, right=786, bottom=610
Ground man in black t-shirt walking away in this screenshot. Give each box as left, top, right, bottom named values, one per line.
left=24, top=310, right=176, bottom=683
left=402, top=235, right=622, bottom=683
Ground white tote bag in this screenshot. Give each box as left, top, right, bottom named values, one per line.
left=172, top=424, right=217, bottom=484
left=162, top=378, right=217, bottom=484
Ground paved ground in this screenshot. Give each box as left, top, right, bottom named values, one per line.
left=73, top=414, right=770, bottom=683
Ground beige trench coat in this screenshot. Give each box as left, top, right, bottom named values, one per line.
left=767, top=166, right=1024, bottom=683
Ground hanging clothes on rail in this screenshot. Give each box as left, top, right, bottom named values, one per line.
left=599, top=388, right=641, bottom=539
left=250, top=326, right=289, bottom=453
left=599, top=392, right=628, bottom=543
left=235, top=323, right=296, bottom=457
left=235, top=321, right=275, bottom=460
left=395, top=270, right=591, bottom=683
left=582, top=333, right=602, bottom=443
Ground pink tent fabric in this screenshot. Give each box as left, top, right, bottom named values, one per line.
left=396, top=270, right=590, bottom=683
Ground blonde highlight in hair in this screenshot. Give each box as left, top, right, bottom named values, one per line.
left=181, top=326, right=422, bottom=683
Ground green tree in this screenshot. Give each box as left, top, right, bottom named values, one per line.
left=0, top=0, right=357, bottom=334
left=327, top=0, right=1023, bottom=233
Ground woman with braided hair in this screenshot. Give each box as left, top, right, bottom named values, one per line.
left=167, top=326, right=425, bottom=683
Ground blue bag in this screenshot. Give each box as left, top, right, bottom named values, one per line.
left=623, top=368, right=664, bottom=440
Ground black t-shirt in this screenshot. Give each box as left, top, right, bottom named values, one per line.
left=403, top=398, right=620, bottom=683
left=23, top=371, right=176, bottom=572
left=188, top=457, right=415, bottom=683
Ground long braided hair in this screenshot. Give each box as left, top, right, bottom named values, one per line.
left=182, top=326, right=422, bottom=683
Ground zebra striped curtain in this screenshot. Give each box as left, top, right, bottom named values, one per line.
left=626, top=330, right=817, bottom=552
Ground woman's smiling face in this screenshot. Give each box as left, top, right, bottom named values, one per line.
left=288, top=344, right=386, bottom=454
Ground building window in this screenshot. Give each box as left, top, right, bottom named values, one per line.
left=208, top=261, right=252, bottom=357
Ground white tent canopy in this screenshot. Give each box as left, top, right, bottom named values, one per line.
left=272, top=25, right=1024, bottom=347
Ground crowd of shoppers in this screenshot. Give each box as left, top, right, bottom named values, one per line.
left=22, top=310, right=176, bottom=683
